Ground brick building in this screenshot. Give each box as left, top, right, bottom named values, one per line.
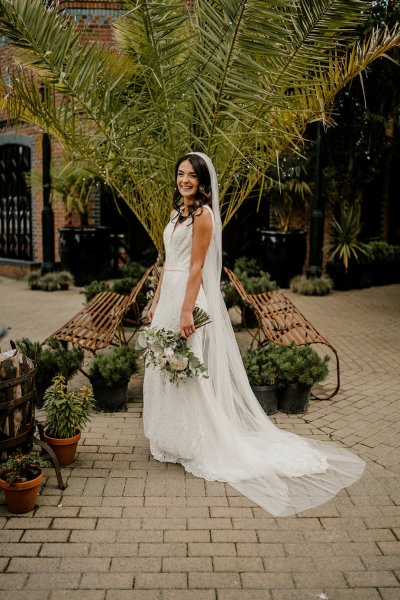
left=0, top=1, right=124, bottom=278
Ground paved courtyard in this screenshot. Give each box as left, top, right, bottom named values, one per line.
left=0, top=275, right=400, bottom=600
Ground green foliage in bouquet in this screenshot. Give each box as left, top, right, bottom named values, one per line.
left=136, top=307, right=211, bottom=385
left=43, top=375, right=95, bottom=439
left=89, top=346, right=138, bottom=388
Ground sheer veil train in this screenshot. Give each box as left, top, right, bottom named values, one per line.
left=187, top=151, right=365, bottom=516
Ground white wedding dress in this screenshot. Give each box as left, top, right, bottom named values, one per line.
left=143, top=154, right=365, bottom=517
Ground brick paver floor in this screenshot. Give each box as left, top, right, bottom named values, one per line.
left=1, top=276, right=400, bottom=599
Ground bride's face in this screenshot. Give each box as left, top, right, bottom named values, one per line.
left=176, top=160, right=199, bottom=203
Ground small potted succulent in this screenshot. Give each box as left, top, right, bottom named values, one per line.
left=276, top=343, right=330, bottom=413
left=88, top=345, right=138, bottom=412
left=0, top=452, right=50, bottom=514
left=42, top=375, right=95, bottom=466
left=242, top=344, right=280, bottom=415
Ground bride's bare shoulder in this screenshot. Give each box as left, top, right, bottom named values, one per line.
left=193, top=206, right=213, bottom=235
left=194, top=205, right=213, bottom=221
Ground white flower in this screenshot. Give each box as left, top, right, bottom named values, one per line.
left=168, top=356, right=189, bottom=371
left=135, top=331, right=148, bottom=350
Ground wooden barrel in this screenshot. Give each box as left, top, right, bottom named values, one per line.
left=0, top=342, right=36, bottom=454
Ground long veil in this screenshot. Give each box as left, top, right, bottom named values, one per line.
left=189, top=152, right=365, bottom=516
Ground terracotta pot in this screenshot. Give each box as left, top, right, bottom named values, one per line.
left=43, top=431, right=81, bottom=466
left=0, top=469, right=44, bottom=514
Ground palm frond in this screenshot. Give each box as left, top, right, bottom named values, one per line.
left=1, top=0, right=399, bottom=252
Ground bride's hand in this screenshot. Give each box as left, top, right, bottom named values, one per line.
left=180, top=310, right=195, bottom=340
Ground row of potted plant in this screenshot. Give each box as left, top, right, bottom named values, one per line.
left=28, top=271, right=74, bottom=291
left=0, top=343, right=138, bottom=514
left=15, top=339, right=138, bottom=412
left=0, top=373, right=94, bottom=514
left=242, top=343, right=330, bottom=415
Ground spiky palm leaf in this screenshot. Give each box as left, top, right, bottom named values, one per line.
left=0, top=0, right=399, bottom=252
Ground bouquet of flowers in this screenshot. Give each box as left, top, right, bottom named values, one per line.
left=135, top=307, right=211, bottom=385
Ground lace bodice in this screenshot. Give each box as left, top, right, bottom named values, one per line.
left=163, top=206, right=214, bottom=272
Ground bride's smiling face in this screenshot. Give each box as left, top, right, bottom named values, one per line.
left=177, top=160, right=199, bottom=203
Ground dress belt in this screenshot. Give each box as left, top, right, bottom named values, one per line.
left=163, top=266, right=189, bottom=273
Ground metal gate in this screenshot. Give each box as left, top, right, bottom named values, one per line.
left=0, top=144, right=32, bottom=261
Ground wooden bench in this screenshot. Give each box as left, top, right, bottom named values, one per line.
left=224, top=267, right=340, bottom=400
left=45, top=266, right=153, bottom=353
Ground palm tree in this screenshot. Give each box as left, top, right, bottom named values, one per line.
left=0, top=0, right=399, bottom=253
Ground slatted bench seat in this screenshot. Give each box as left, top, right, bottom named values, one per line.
left=224, top=267, right=340, bottom=400
left=45, top=266, right=153, bottom=352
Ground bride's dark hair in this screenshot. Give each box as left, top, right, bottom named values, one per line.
left=172, top=153, right=212, bottom=220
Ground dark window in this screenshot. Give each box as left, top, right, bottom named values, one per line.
left=0, top=144, right=33, bottom=260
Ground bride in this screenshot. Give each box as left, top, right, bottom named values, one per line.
left=143, top=152, right=365, bottom=517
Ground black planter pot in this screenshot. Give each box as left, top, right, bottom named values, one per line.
left=278, top=383, right=311, bottom=414
left=326, top=260, right=372, bottom=291
left=59, top=227, right=111, bottom=287
left=251, top=384, right=278, bottom=415
left=91, top=379, right=128, bottom=412
left=254, top=229, right=307, bottom=288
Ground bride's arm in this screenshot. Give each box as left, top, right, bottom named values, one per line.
left=147, top=266, right=165, bottom=323
left=180, top=209, right=213, bottom=339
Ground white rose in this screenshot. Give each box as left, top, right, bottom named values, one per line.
left=168, top=356, right=189, bottom=371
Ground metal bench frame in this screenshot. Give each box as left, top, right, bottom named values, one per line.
left=224, top=267, right=340, bottom=400
left=45, top=266, right=154, bottom=353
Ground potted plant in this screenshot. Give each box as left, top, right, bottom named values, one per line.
left=88, top=345, right=138, bottom=412
left=242, top=344, right=280, bottom=415
left=50, top=161, right=110, bottom=287
left=0, top=452, right=50, bottom=514
left=276, top=344, right=330, bottom=413
left=290, top=274, right=333, bottom=296
left=255, top=156, right=313, bottom=287
left=57, top=271, right=74, bottom=290
left=326, top=203, right=371, bottom=290
left=42, top=375, right=94, bottom=466
left=15, top=338, right=84, bottom=407
left=27, top=271, right=41, bottom=290
left=222, top=257, right=277, bottom=328
left=40, top=273, right=59, bottom=292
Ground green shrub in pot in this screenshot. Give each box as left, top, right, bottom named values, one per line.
left=242, top=344, right=281, bottom=415
left=15, top=338, right=84, bottom=407
left=0, top=452, right=50, bottom=513
left=275, top=343, right=330, bottom=413
left=42, top=375, right=95, bottom=466
left=88, top=345, right=138, bottom=412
